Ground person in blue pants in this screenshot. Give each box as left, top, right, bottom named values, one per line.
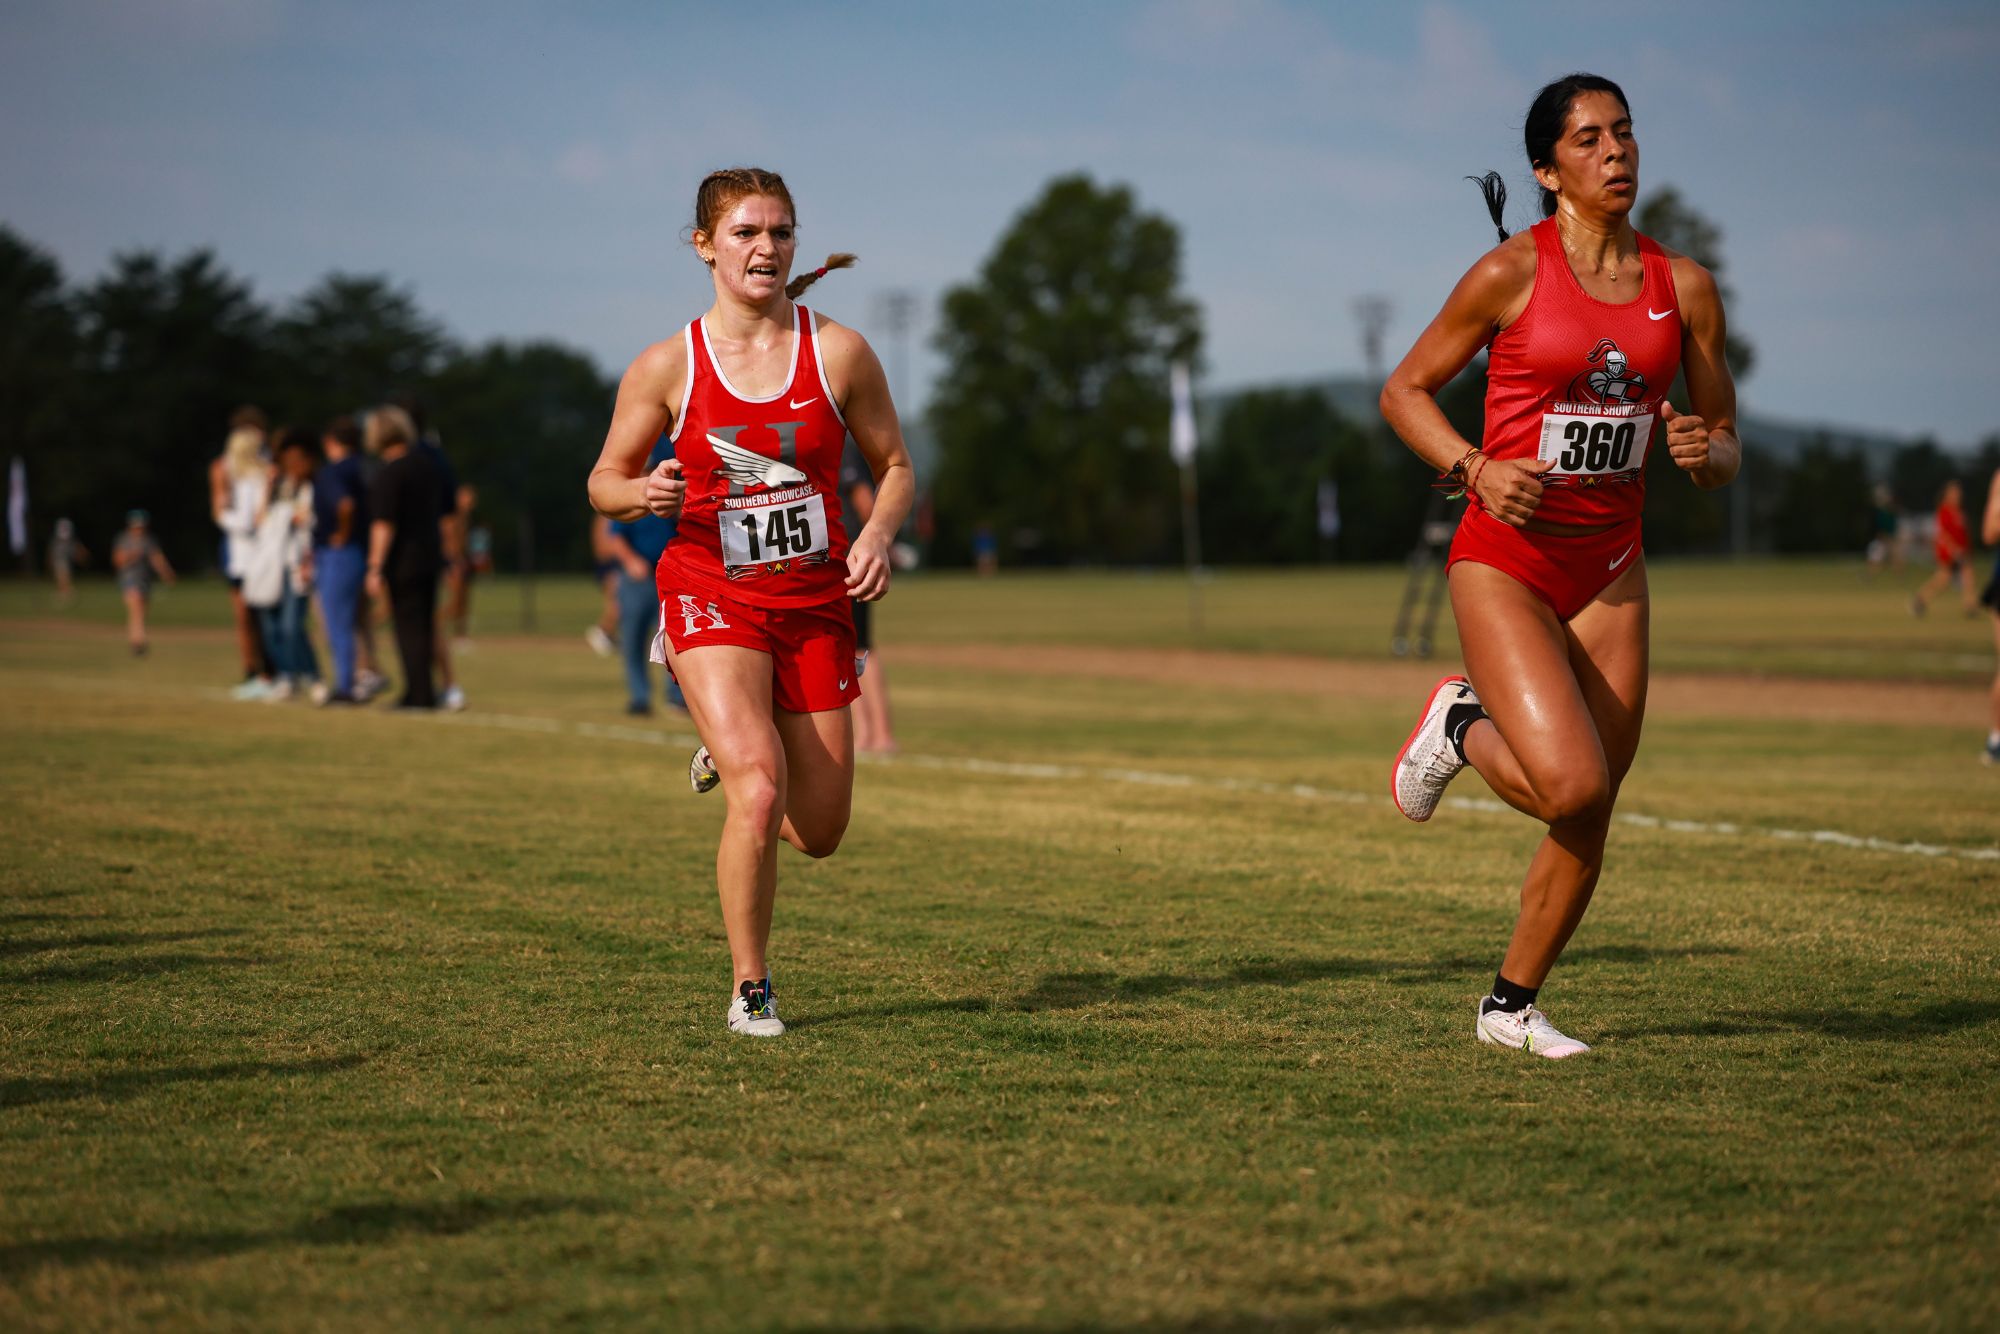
left=310, top=415, right=370, bottom=705
left=608, top=435, right=684, bottom=716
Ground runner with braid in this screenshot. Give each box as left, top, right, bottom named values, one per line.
left=1382, top=74, right=1742, bottom=1057
left=588, top=167, right=915, bottom=1037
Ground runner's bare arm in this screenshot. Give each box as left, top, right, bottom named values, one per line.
left=588, top=335, right=687, bottom=522
left=1663, top=258, right=1741, bottom=490
left=1382, top=239, right=1551, bottom=525
left=1984, top=467, right=2000, bottom=547
left=1381, top=239, right=1531, bottom=471
left=822, top=319, right=914, bottom=601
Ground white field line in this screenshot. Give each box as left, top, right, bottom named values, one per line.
left=420, top=708, right=2000, bottom=866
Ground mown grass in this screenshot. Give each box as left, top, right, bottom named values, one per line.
left=6, top=552, right=1993, bottom=681
left=2, top=566, right=1996, bottom=1331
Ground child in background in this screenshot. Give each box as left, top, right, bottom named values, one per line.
left=113, top=510, right=175, bottom=655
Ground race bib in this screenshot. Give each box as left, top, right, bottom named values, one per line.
left=1537, top=411, right=1653, bottom=477
left=719, top=491, right=830, bottom=576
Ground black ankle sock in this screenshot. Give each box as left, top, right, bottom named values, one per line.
left=1483, top=973, right=1538, bottom=1014
left=1445, top=702, right=1487, bottom=763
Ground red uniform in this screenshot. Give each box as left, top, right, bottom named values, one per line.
left=1449, top=217, right=1683, bottom=618
left=1934, top=497, right=1968, bottom=569
left=652, top=303, right=861, bottom=713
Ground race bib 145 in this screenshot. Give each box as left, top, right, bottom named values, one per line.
left=720, top=491, right=830, bottom=576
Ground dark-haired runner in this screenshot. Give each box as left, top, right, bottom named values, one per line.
left=588, top=168, right=914, bottom=1037
left=1382, top=74, right=1741, bottom=1057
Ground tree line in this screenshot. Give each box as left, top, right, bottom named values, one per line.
left=1, top=226, right=612, bottom=575
left=8, top=180, right=1994, bottom=578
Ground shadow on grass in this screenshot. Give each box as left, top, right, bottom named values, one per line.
left=815, top=1275, right=1566, bottom=1332
left=0, top=927, right=245, bottom=961
left=1, top=1053, right=366, bottom=1108
left=0, top=1195, right=608, bottom=1276
left=5, top=952, right=269, bottom=985
left=1630, top=999, right=2000, bottom=1042
left=789, top=947, right=1739, bottom=1027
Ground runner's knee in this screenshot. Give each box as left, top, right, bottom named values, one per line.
left=724, top=762, right=786, bottom=835
left=1533, top=768, right=1612, bottom=825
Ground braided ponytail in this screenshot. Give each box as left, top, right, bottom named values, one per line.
left=786, top=253, right=857, bottom=300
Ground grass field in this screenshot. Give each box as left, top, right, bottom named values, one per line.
left=3, top=561, right=1996, bottom=1330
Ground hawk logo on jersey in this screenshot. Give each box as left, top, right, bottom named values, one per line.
left=708, top=428, right=808, bottom=490
left=678, top=594, right=732, bottom=636
left=1566, top=337, right=1649, bottom=407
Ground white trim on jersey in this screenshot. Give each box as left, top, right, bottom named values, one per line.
left=803, top=305, right=848, bottom=432
left=668, top=321, right=697, bottom=444
left=698, top=304, right=802, bottom=405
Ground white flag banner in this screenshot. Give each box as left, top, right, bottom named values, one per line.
left=7, top=457, right=25, bottom=557
left=1169, top=360, right=1198, bottom=468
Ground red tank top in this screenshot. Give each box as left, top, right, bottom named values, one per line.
left=1480, top=217, right=1682, bottom=525
left=657, top=303, right=852, bottom=608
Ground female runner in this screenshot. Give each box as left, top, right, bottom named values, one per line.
left=1382, top=74, right=1741, bottom=1058
left=588, top=167, right=915, bottom=1037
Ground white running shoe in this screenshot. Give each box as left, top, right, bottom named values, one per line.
left=309, top=681, right=332, bottom=707
left=1475, top=1003, right=1591, bottom=1059
left=1392, top=675, right=1480, bottom=822
left=585, top=625, right=615, bottom=657
left=354, top=669, right=388, bottom=702
left=689, top=744, right=720, bottom=794
left=230, top=677, right=274, bottom=702
left=727, top=979, right=784, bottom=1036
left=441, top=685, right=467, bottom=712
left=265, top=677, right=295, bottom=703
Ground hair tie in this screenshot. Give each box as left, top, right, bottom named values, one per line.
left=814, top=266, right=828, bottom=278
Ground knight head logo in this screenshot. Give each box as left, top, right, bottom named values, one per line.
left=1569, top=337, right=1648, bottom=406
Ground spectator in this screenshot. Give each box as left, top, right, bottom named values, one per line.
left=841, top=444, right=898, bottom=753
left=393, top=393, right=467, bottom=711
left=243, top=430, right=320, bottom=701
left=212, top=412, right=278, bottom=698
left=47, top=517, right=87, bottom=606
left=606, top=437, right=682, bottom=716
left=586, top=514, right=620, bottom=656
left=113, top=509, right=175, bottom=655
left=311, top=415, right=369, bottom=705
left=364, top=405, right=446, bottom=710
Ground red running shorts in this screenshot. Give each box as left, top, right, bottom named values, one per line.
left=1447, top=505, right=1643, bottom=622
left=651, top=585, right=861, bottom=714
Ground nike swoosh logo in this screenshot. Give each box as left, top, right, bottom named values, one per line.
left=838, top=678, right=849, bottom=690
left=1647, top=308, right=1674, bottom=321
left=788, top=396, right=817, bottom=411
left=1609, top=542, right=1636, bottom=570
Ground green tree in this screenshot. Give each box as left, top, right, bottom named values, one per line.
left=1632, top=187, right=1757, bottom=555
left=1771, top=436, right=1872, bottom=553
left=428, top=340, right=612, bottom=574
left=1636, top=185, right=1756, bottom=381
left=1888, top=438, right=1960, bottom=511
left=929, top=174, right=1201, bottom=565
left=1200, top=388, right=1350, bottom=563
left=269, top=274, right=451, bottom=429
left=76, top=248, right=271, bottom=567
left=0, top=227, right=82, bottom=566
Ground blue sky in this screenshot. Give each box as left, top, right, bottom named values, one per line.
left=4, top=0, right=1996, bottom=445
